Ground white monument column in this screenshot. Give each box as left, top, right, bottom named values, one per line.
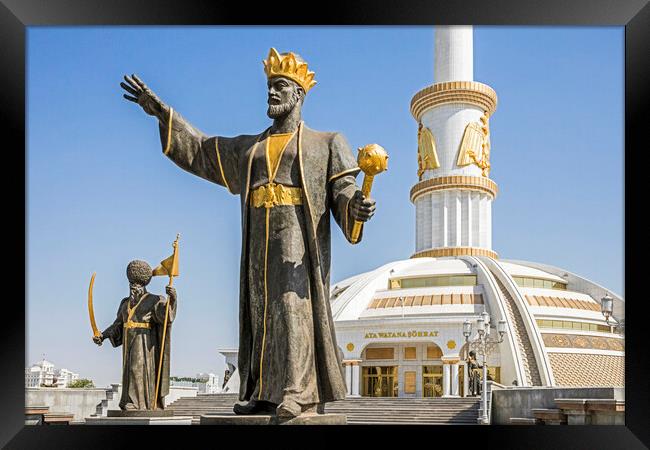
left=451, top=361, right=460, bottom=396
left=434, top=25, right=473, bottom=82
left=411, top=26, right=498, bottom=259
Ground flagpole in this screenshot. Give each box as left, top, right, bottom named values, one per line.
left=153, top=234, right=179, bottom=410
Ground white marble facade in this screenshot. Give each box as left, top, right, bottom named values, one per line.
left=336, top=320, right=503, bottom=398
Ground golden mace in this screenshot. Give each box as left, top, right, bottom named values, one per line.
left=351, top=144, right=388, bottom=244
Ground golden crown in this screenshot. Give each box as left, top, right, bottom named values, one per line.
left=263, top=48, right=317, bottom=94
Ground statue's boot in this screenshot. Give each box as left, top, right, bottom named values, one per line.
left=276, top=400, right=317, bottom=419
left=233, top=400, right=275, bottom=415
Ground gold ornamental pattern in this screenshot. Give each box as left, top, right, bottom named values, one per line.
left=411, top=246, right=498, bottom=259
left=542, top=333, right=624, bottom=351
left=410, top=81, right=498, bottom=122
left=417, top=123, right=440, bottom=178
left=548, top=353, right=624, bottom=387
left=410, top=175, right=498, bottom=203
left=457, top=112, right=491, bottom=177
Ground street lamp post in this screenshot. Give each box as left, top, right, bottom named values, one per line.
left=463, top=313, right=506, bottom=425
left=600, top=292, right=623, bottom=334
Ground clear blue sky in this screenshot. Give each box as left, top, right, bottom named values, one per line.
left=27, top=26, right=623, bottom=387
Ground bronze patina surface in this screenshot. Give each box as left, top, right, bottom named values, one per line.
left=120, top=48, right=380, bottom=420
left=93, top=260, right=178, bottom=411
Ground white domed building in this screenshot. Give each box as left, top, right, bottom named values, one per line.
left=331, top=26, right=624, bottom=399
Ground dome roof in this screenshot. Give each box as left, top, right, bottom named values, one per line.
left=331, top=256, right=623, bottom=323
left=331, top=257, right=480, bottom=322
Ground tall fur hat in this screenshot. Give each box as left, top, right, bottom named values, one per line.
left=126, top=260, right=153, bottom=286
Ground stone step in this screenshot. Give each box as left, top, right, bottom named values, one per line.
left=173, top=409, right=478, bottom=416
left=182, top=402, right=480, bottom=406
left=168, top=395, right=481, bottom=425
left=183, top=405, right=476, bottom=412
left=185, top=415, right=477, bottom=425
left=180, top=397, right=479, bottom=402
left=173, top=409, right=478, bottom=415
left=176, top=397, right=479, bottom=404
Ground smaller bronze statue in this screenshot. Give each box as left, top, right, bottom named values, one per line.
left=467, top=351, right=483, bottom=397
left=222, top=369, right=231, bottom=389
left=89, top=236, right=180, bottom=411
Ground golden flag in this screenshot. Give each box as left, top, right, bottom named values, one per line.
left=152, top=234, right=180, bottom=278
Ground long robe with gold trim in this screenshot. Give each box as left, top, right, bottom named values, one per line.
left=102, top=293, right=176, bottom=410
left=159, top=110, right=361, bottom=410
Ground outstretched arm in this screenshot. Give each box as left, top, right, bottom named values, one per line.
left=121, top=74, right=240, bottom=193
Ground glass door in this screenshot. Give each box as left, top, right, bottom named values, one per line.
left=362, top=366, right=398, bottom=397
left=422, top=365, right=443, bottom=397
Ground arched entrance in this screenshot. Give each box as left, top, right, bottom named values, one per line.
left=360, top=345, right=399, bottom=397
left=422, top=343, right=444, bottom=397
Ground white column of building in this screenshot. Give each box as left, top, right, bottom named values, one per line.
left=451, top=361, right=460, bottom=396
left=410, top=26, right=498, bottom=259
left=344, top=362, right=352, bottom=396
left=351, top=362, right=361, bottom=397
left=442, top=363, right=451, bottom=397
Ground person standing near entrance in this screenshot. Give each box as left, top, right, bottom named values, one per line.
left=467, top=351, right=483, bottom=397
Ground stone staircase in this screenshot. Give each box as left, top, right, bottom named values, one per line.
left=491, top=272, right=542, bottom=386
left=168, top=394, right=480, bottom=425
left=325, top=397, right=481, bottom=424
left=90, top=384, right=121, bottom=418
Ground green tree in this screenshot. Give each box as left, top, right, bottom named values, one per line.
left=68, top=378, right=94, bottom=388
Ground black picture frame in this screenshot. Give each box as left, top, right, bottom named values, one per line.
left=2, top=0, right=647, bottom=447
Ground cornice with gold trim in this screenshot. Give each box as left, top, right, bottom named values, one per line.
left=410, top=175, right=498, bottom=202
left=441, top=359, right=461, bottom=365
left=410, top=81, right=498, bottom=122
left=411, top=247, right=498, bottom=259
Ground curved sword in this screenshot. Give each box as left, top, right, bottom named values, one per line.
left=88, top=272, right=100, bottom=338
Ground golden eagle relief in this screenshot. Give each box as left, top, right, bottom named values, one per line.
left=457, top=112, right=491, bottom=177
left=417, top=123, right=440, bottom=179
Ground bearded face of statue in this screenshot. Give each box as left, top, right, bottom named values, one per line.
left=129, top=282, right=145, bottom=300
left=267, top=76, right=304, bottom=119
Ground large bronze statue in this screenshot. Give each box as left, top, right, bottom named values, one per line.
left=120, top=48, right=381, bottom=419
left=92, top=260, right=177, bottom=410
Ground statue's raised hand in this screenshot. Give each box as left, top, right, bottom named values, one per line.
left=120, top=74, right=167, bottom=119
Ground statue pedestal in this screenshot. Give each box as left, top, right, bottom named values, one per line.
left=85, top=409, right=192, bottom=425
left=107, top=409, right=173, bottom=417
left=199, top=413, right=347, bottom=425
